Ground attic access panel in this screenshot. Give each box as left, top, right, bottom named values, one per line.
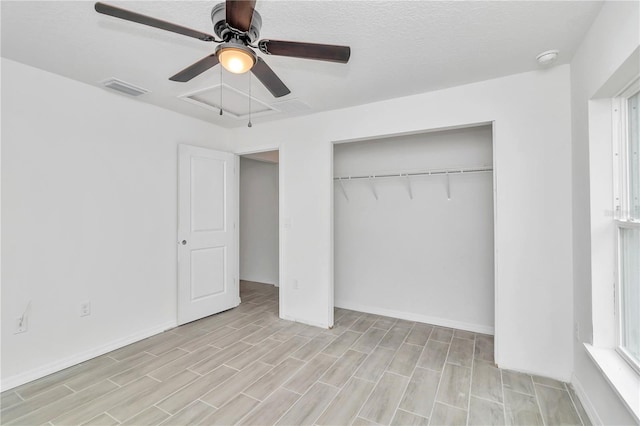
left=179, top=84, right=277, bottom=119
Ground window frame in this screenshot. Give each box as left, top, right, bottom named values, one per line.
left=613, top=78, right=640, bottom=375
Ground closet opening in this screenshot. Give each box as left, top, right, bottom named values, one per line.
left=332, top=124, right=495, bottom=336
left=239, top=150, right=280, bottom=314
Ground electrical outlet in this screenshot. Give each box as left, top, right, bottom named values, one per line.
left=80, top=301, right=91, bottom=317
left=14, top=316, right=28, bottom=334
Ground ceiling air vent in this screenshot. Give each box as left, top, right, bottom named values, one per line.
left=101, top=78, right=148, bottom=97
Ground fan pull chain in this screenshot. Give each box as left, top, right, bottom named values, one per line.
left=219, top=66, right=223, bottom=116
left=248, top=72, right=253, bottom=128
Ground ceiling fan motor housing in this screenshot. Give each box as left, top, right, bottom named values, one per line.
left=211, top=2, right=262, bottom=42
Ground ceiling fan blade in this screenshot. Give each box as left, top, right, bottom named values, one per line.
left=226, top=0, right=256, bottom=32
left=95, top=2, right=216, bottom=42
left=251, top=57, right=291, bottom=98
left=169, top=54, right=220, bottom=82
left=258, top=39, right=350, bottom=63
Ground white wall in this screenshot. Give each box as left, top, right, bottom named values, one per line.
left=231, top=65, right=574, bottom=380
left=570, top=1, right=639, bottom=424
left=333, top=127, right=494, bottom=333
left=239, top=157, right=279, bottom=286
left=1, top=58, right=230, bottom=389
left=1, top=54, right=577, bottom=391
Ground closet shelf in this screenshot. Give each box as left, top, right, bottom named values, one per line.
left=333, top=166, right=493, bottom=181
left=334, top=166, right=493, bottom=201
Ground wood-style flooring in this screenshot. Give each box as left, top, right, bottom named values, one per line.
left=1, top=281, right=591, bottom=425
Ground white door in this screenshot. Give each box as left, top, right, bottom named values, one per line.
left=178, top=144, right=239, bottom=325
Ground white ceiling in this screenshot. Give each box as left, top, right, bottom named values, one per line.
left=1, top=1, right=602, bottom=128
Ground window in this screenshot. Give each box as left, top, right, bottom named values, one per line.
left=614, top=81, right=640, bottom=373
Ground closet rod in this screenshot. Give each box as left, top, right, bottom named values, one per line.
left=334, top=166, right=493, bottom=181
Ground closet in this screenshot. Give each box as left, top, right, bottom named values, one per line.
left=333, top=125, right=495, bottom=333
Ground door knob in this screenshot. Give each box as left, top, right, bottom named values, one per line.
left=180, top=240, right=187, bottom=245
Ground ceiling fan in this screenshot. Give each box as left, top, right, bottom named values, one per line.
left=94, top=1, right=351, bottom=98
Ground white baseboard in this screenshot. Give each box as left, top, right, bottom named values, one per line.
left=334, top=300, right=494, bottom=335
left=496, top=361, right=570, bottom=382
left=280, top=314, right=329, bottom=329
left=0, top=320, right=177, bottom=392
left=571, top=374, right=603, bottom=426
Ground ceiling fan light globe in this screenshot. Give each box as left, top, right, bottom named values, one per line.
left=217, top=47, right=256, bottom=74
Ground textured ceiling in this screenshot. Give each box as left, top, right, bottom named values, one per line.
left=1, top=1, right=602, bottom=128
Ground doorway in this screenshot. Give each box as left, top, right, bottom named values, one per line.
left=239, top=150, right=280, bottom=309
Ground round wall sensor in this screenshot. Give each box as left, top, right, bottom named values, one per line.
left=536, top=50, right=559, bottom=66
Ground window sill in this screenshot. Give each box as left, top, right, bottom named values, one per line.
left=584, top=343, right=640, bottom=422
